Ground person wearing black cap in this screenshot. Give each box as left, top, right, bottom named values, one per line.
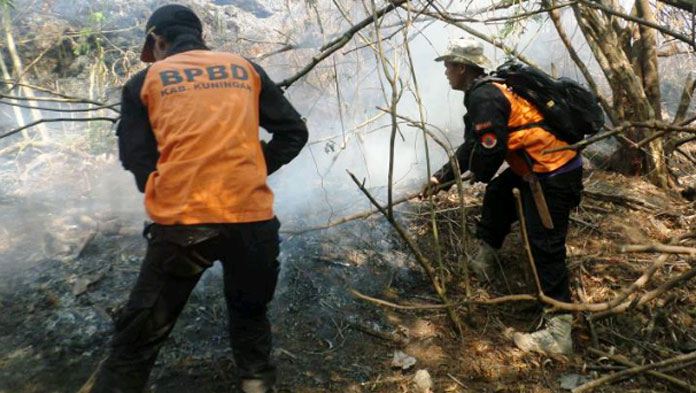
left=78, top=4, right=308, bottom=393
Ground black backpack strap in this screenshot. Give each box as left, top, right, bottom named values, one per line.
left=509, top=122, right=547, bottom=132
left=471, top=76, right=552, bottom=136
left=470, top=75, right=504, bottom=92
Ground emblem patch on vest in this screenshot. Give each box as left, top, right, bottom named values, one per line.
left=481, top=133, right=497, bottom=149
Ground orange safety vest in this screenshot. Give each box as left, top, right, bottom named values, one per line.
left=491, top=82, right=577, bottom=176
left=140, top=50, right=273, bottom=225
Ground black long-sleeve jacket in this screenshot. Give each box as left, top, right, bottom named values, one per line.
left=434, top=83, right=511, bottom=184
left=433, top=80, right=577, bottom=184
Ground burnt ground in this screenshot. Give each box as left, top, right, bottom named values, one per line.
left=1, top=150, right=696, bottom=393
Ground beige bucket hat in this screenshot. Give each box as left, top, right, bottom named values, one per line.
left=435, top=38, right=493, bottom=70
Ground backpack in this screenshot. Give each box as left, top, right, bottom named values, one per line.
left=479, top=60, right=604, bottom=144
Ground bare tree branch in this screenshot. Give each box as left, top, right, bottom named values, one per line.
left=0, top=117, right=119, bottom=140
left=544, top=0, right=619, bottom=125
left=347, top=169, right=465, bottom=336
left=657, top=0, right=696, bottom=13
left=578, top=0, right=696, bottom=49
left=281, top=176, right=467, bottom=235
left=543, top=121, right=696, bottom=154
left=674, top=72, right=696, bottom=124
left=0, top=100, right=120, bottom=113
left=350, top=287, right=537, bottom=309
left=425, top=4, right=542, bottom=69
left=620, top=243, right=696, bottom=255
left=463, top=0, right=532, bottom=17
left=483, top=0, right=578, bottom=23
left=0, top=93, right=110, bottom=106
left=587, top=348, right=696, bottom=392
left=571, top=350, right=696, bottom=393
left=278, top=0, right=409, bottom=88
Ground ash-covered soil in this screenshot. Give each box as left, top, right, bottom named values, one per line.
left=0, top=150, right=436, bottom=393
left=0, top=213, right=423, bottom=393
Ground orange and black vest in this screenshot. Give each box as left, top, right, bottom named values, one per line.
left=117, top=46, right=307, bottom=226
left=140, top=50, right=271, bottom=225
left=491, top=82, right=577, bottom=177
left=433, top=80, right=578, bottom=184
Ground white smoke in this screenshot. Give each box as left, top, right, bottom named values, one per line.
left=1, top=0, right=692, bottom=246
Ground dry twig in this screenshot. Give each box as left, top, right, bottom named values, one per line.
left=588, top=348, right=695, bottom=392
left=620, top=243, right=696, bottom=255
left=512, top=188, right=545, bottom=297
left=349, top=287, right=537, bottom=310
left=572, top=350, right=696, bottom=393
left=281, top=177, right=465, bottom=235
left=0, top=117, right=119, bottom=140
left=543, top=121, right=696, bottom=154
left=348, top=170, right=465, bottom=336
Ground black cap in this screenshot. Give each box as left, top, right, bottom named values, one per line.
left=140, top=4, right=202, bottom=63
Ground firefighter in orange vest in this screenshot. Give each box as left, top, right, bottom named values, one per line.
left=424, top=38, right=583, bottom=356
left=80, top=5, right=307, bottom=393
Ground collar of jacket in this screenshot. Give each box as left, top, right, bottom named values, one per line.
left=463, top=74, right=491, bottom=106
left=166, top=37, right=209, bottom=58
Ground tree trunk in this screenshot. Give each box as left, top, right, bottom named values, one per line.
left=0, top=53, right=30, bottom=141
left=545, top=0, right=619, bottom=125
left=573, top=1, right=670, bottom=186
left=636, top=0, right=670, bottom=188
left=674, top=73, right=696, bottom=124
left=573, top=3, right=653, bottom=119
left=2, top=3, right=49, bottom=141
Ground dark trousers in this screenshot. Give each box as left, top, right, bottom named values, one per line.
left=89, top=218, right=281, bottom=393
left=476, top=168, right=582, bottom=302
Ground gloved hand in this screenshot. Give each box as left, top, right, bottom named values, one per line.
left=420, top=176, right=441, bottom=199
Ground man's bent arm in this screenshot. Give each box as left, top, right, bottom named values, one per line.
left=466, top=84, right=510, bottom=183
left=116, top=70, right=159, bottom=192
left=433, top=134, right=475, bottom=184
left=252, top=62, right=308, bottom=175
